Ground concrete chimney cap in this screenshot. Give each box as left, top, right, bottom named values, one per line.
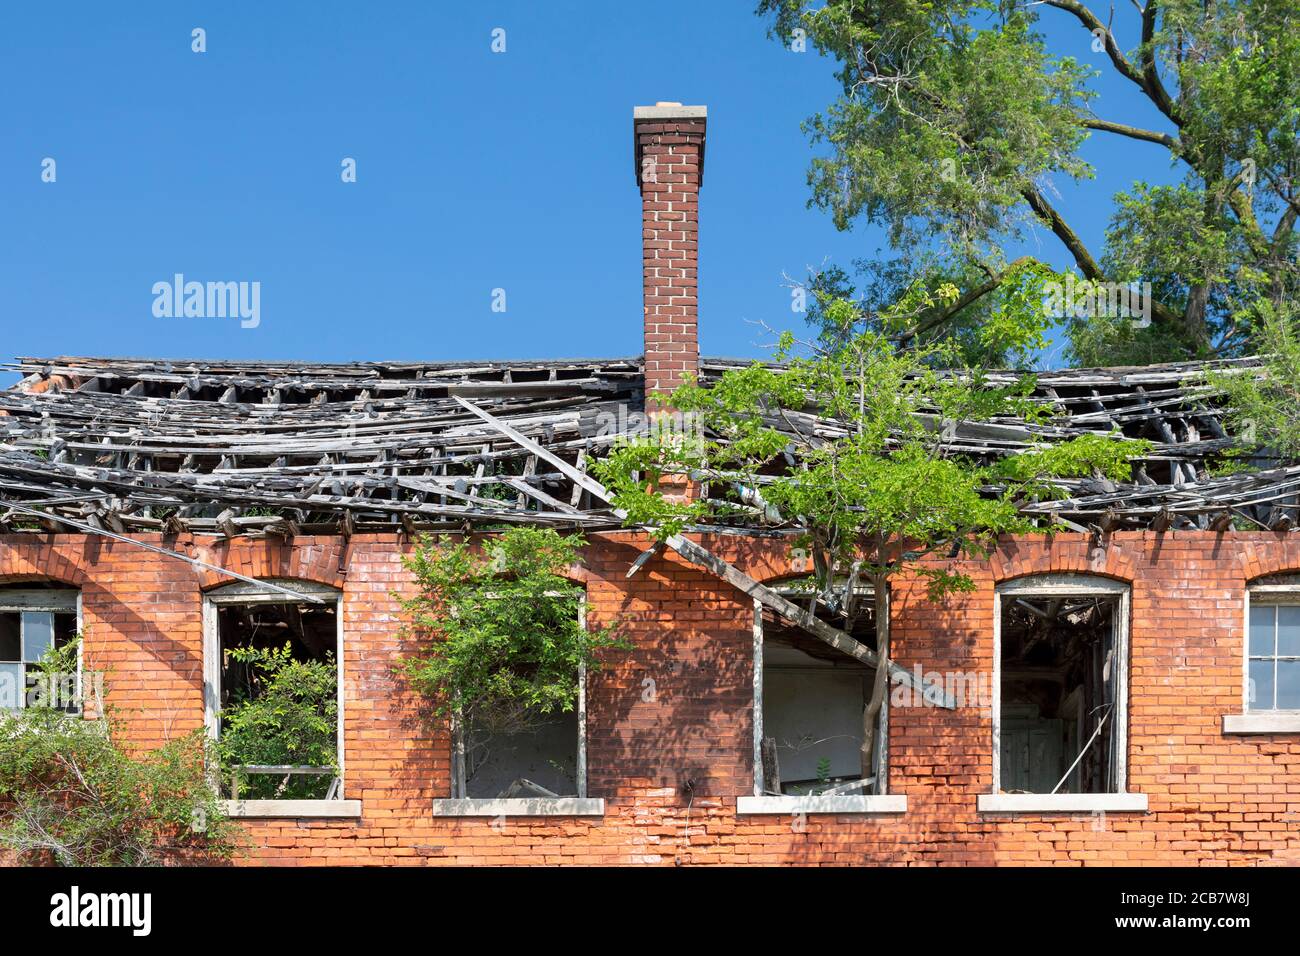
left=633, top=104, right=707, bottom=120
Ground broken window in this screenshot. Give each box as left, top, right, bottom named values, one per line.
left=1247, top=581, right=1300, bottom=712
left=203, top=580, right=342, bottom=801
left=752, top=583, right=882, bottom=797
left=0, top=587, right=79, bottom=711
left=995, top=576, right=1130, bottom=795
left=450, top=592, right=588, bottom=801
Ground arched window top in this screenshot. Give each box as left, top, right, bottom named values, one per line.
left=0, top=585, right=79, bottom=612
left=1249, top=573, right=1300, bottom=593
left=997, top=573, right=1129, bottom=596
left=204, top=578, right=339, bottom=606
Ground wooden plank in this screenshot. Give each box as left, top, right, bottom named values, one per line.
left=453, top=397, right=955, bottom=707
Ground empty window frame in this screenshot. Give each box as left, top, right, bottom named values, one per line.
left=450, top=593, right=588, bottom=801
left=1246, top=581, right=1300, bottom=713
left=994, top=576, right=1130, bottom=795
left=202, top=580, right=343, bottom=801
left=0, top=588, right=80, bottom=711
left=751, top=584, right=883, bottom=797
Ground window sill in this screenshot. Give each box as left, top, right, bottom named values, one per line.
left=736, top=795, right=907, bottom=815
left=977, top=793, right=1147, bottom=814
left=430, top=797, right=605, bottom=817
left=1222, top=713, right=1300, bottom=734
left=220, top=799, right=362, bottom=819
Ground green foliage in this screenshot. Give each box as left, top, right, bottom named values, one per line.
left=799, top=257, right=1058, bottom=368
left=397, top=528, right=628, bottom=742
left=1210, top=303, right=1300, bottom=460
left=765, top=1, right=1093, bottom=247
left=757, top=0, right=1300, bottom=363
left=596, top=292, right=1151, bottom=600
left=0, top=640, right=236, bottom=866
left=216, top=644, right=338, bottom=799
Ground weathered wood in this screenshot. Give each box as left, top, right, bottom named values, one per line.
left=760, top=737, right=781, bottom=796
left=0, top=352, right=1285, bottom=537
left=455, top=396, right=956, bottom=706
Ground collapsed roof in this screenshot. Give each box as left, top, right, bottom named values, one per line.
left=0, top=354, right=1295, bottom=538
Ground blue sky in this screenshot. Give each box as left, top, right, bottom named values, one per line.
left=0, top=1, right=1179, bottom=383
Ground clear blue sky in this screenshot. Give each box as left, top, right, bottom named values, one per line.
left=0, top=1, right=1178, bottom=384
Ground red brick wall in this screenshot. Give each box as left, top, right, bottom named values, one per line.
left=635, top=106, right=703, bottom=410
left=2, top=529, right=1299, bottom=866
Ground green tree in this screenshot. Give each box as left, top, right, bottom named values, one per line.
left=0, top=638, right=237, bottom=866
left=217, top=644, right=339, bottom=800
left=1211, top=302, right=1300, bottom=460
left=595, top=288, right=1150, bottom=759
left=758, top=0, right=1299, bottom=363
left=396, top=528, right=627, bottom=782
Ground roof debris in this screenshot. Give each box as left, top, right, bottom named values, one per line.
left=0, top=354, right=1292, bottom=537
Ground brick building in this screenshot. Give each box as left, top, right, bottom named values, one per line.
left=1, top=104, right=1298, bottom=866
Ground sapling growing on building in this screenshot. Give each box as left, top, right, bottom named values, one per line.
left=217, top=644, right=339, bottom=800
left=595, top=286, right=1151, bottom=760
left=397, top=527, right=627, bottom=794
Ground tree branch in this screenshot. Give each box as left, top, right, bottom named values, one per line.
left=1083, top=117, right=1179, bottom=150
left=1044, top=0, right=1147, bottom=88
left=896, top=256, right=1039, bottom=345
left=1139, top=0, right=1180, bottom=124
left=1020, top=183, right=1106, bottom=280
left=1021, top=183, right=1183, bottom=328
left=1044, top=0, right=1182, bottom=126
left=1274, top=206, right=1299, bottom=251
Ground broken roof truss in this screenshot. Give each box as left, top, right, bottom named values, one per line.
left=0, top=354, right=1293, bottom=537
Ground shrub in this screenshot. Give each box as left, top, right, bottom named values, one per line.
left=216, top=643, right=338, bottom=800
left=0, top=640, right=236, bottom=866
left=397, top=528, right=627, bottom=778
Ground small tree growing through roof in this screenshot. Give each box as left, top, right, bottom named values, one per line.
left=1211, top=303, right=1300, bottom=463
left=396, top=527, right=628, bottom=789
left=595, top=285, right=1150, bottom=758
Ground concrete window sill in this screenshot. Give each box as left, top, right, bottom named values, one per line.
left=977, top=793, right=1147, bottom=814
left=220, top=799, right=362, bottom=819
left=736, top=795, right=907, bottom=815
left=1222, top=713, right=1300, bottom=735
left=429, top=797, right=605, bottom=817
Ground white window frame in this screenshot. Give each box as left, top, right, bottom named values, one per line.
left=431, top=592, right=603, bottom=817
left=202, top=579, right=359, bottom=819
left=979, top=574, right=1147, bottom=814
left=0, top=588, right=81, bottom=712
left=738, top=596, right=907, bottom=815
left=1224, top=579, right=1300, bottom=734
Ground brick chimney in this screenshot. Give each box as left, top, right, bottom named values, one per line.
left=634, top=103, right=705, bottom=412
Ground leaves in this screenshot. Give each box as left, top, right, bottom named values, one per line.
left=0, top=640, right=235, bottom=865
left=756, top=0, right=1300, bottom=363
left=396, top=528, right=628, bottom=742
left=216, top=644, right=338, bottom=800
left=599, top=291, right=1150, bottom=601
left=1210, top=302, right=1300, bottom=459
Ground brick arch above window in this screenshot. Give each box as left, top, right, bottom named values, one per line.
left=0, top=543, right=91, bottom=589
left=201, top=577, right=342, bottom=600
left=190, top=539, right=346, bottom=592
left=989, top=536, right=1138, bottom=585
left=1242, top=538, right=1300, bottom=584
